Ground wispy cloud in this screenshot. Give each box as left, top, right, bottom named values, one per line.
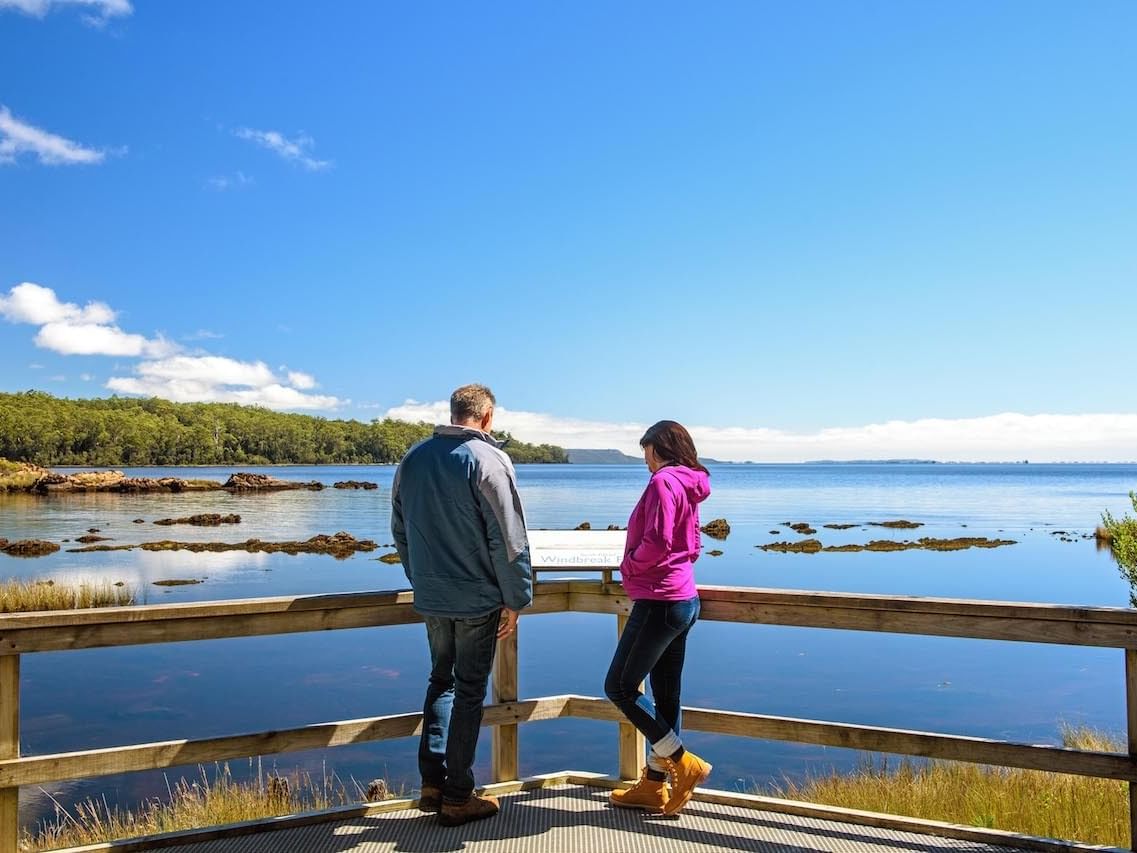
left=0, top=0, right=131, bottom=23
left=0, top=106, right=108, bottom=166
left=2, top=282, right=339, bottom=411
left=234, top=128, right=331, bottom=171
left=384, top=400, right=1137, bottom=463
left=205, top=171, right=253, bottom=192
left=182, top=329, right=223, bottom=341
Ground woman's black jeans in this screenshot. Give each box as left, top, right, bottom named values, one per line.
left=604, top=596, right=700, bottom=769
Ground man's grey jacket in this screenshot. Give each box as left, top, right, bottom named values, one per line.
left=391, top=425, right=533, bottom=617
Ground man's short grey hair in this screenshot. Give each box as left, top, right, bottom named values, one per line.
left=450, top=384, right=496, bottom=424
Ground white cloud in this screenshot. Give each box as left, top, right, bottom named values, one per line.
left=79, top=373, right=93, bottom=381
left=107, top=355, right=340, bottom=410
left=0, top=282, right=114, bottom=325
left=3, top=282, right=337, bottom=411
left=0, top=0, right=131, bottom=19
left=234, top=128, right=331, bottom=171
left=287, top=370, right=316, bottom=390
left=1, top=282, right=173, bottom=357
left=0, top=106, right=107, bottom=166
left=35, top=321, right=174, bottom=357
left=383, top=400, right=1137, bottom=463
left=206, top=171, right=253, bottom=191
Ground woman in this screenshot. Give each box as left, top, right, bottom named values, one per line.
left=604, top=420, right=712, bottom=816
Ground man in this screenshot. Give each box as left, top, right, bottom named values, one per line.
left=391, top=383, right=533, bottom=826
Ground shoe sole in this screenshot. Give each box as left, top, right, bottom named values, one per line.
left=661, top=762, right=712, bottom=816
left=609, top=798, right=665, bottom=814
left=417, top=800, right=441, bottom=813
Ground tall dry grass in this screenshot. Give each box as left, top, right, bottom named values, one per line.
left=0, top=579, right=135, bottom=613
left=26, top=762, right=393, bottom=852
left=767, top=726, right=1129, bottom=847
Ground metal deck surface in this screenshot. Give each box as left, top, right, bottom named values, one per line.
left=154, top=784, right=1021, bottom=853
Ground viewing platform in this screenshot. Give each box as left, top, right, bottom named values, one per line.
left=0, top=532, right=1134, bottom=852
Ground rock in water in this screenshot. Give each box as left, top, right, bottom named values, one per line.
left=701, top=519, right=731, bottom=540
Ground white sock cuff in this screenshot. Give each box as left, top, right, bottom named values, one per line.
left=651, top=730, right=682, bottom=758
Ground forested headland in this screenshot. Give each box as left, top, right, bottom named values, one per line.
left=0, top=391, right=568, bottom=466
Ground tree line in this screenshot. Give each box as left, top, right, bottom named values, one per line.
left=0, top=391, right=568, bottom=466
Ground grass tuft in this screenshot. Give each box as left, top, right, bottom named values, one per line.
left=0, top=578, right=136, bottom=613
left=764, top=725, right=1129, bottom=847
left=25, top=763, right=394, bottom=851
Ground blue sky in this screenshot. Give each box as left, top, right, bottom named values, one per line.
left=1, top=1, right=1135, bottom=460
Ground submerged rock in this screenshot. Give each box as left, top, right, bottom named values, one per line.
left=760, top=539, right=823, bottom=553
left=2, top=539, right=61, bottom=557
left=759, top=536, right=1017, bottom=555
left=334, top=481, right=379, bottom=490
left=823, top=523, right=859, bottom=530
left=152, top=579, right=204, bottom=586
left=869, top=520, right=924, bottom=529
left=706, top=549, right=724, bottom=557
left=788, top=522, right=817, bottom=535
left=700, top=518, right=731, bottom=540
left=70, top=532, right=377, bottom=560
left=154, top=514, right=242, bottom=527
left=224, top=473, right=324, bottom=491
left=377, top=552, right=402, bottom=564
left=575, top=522, right=591, bottom=530
left=75, top=534, right=111, bottom=543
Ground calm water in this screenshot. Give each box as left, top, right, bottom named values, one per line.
left=2, top=463, right=1136, bottom=827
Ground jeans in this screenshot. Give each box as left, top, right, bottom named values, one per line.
left=419, top=609, right=500, bottom=803
left=604, top=596, right=700, bottom=769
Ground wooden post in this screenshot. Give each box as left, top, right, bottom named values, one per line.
left=1126, top=649, right=1137, bottom=851
left=491, top=627, right=519, bottom=783
left=616, top=613, right=647, bottom=781
left=0, top=656, right=19, bottom=853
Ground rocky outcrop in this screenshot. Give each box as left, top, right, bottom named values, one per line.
left=759, top=536, right=1016, bottom=554
left=333, top=481, right=379, bottom=490
left=154, top=514, right=241, bottom=526
left=701, top=519, right=731, bottom=540
left=2, top=539, right=61, bottom=557
left=223, top=473, right=324, bottom=492
left=69, top=531, right=376, bottom=560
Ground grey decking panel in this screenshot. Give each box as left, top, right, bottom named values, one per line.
left=157, top=785, right=1021, bottom=853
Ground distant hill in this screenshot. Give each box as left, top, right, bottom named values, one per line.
left=567, top=449, right=641, bottom=464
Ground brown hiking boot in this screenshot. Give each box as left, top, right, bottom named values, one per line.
left=417, top=783, right=443, bottom=813
left=609, top=768, right=669, bottom=813
left=661, top=750, right=712, bottom=816
left=438, top=792, right=500, bottom=826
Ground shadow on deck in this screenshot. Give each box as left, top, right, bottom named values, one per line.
left=148, top=782, right=1021, bottom=853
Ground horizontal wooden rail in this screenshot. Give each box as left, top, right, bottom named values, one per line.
left=4, top=580, right=1137, bottom=653
left=0, top=697, right=571, bottom=788
left=567, top=582, right=1137, bottom=648
left=565, top=696, right=1137, bottom=782
left=0, top=584, right=570, bottom=655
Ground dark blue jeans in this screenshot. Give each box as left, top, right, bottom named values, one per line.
left=419, top=609, right=500, bottom=803
left=604, top=596, right=700, bottom=768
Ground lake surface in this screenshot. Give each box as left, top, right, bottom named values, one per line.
left=2, top=462, right=1136, bottom=828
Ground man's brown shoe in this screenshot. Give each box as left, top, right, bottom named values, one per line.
left=438, top=793, right=500, bottom=826
left=417, top=784, right=443, bottom=813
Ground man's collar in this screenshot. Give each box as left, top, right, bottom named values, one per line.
left=433, top=424, right=505, bottom=448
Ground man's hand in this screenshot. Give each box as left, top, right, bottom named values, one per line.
left=497, top=607, right=519, bottom=639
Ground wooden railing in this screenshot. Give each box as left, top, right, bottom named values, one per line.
left=2, top=579, right=1137, bottom=853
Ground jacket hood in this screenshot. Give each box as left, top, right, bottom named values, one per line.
left=433, top=424, right=505, bottom=449
left=655, top=464, right=710, bottom=504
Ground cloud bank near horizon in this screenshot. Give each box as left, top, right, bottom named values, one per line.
left=1, top=282, right=340, bottom=410
left=384, top=400, right=1137, bottom=463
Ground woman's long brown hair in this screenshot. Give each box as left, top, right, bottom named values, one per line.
left=640, top=420, right=709, bottom=474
